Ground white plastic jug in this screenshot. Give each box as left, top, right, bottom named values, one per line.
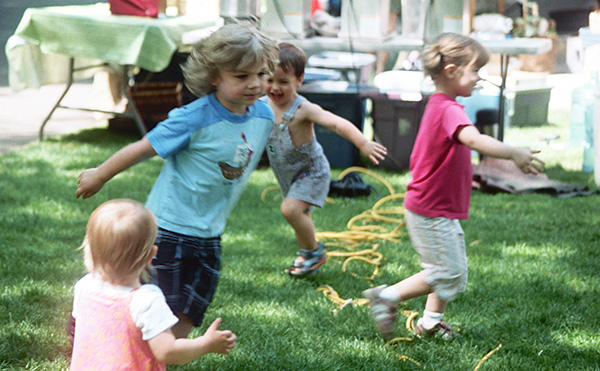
left=401, top=0, right=429, bottom=38
left=219, top=0, right=261, bottom=20
left=594, top=72, right=600, bottom=185
left=570, top=75, right=597, bottom=172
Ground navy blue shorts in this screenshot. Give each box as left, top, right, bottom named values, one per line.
left=152, top=228, right=221, bottom=326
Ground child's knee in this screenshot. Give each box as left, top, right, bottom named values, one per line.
left=280, top=199, right=308, bottom=220
left=280, top=201, right=295, bottom=219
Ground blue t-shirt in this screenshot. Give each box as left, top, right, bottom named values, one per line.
left=145, top=93, right=273, bottom=238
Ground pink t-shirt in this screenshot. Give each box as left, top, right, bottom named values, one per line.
left=70, top=275, right=178, bottom=371
left=404, top=93, right=473, bottom=219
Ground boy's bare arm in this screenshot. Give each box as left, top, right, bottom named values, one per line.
left=75, top=137, right=157, bottom=199
left=305, top=103, right=387, bottom=164
left=457, top=125, right=544, bottom=174
left=148, top=318, right=236, bottom=364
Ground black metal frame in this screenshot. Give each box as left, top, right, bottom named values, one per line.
left=39, top=58, right=147, bottom=139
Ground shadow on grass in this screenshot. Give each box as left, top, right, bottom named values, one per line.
left=0, top=128, right=159, bottom=369
left=542, top=164, right=597, bottom=189
left=2, top=127, right=599, bottom=369
left=56, top=127, right=140, bottom=145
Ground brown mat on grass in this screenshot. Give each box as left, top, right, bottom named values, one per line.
left=472, top=158, right=595, bottom=198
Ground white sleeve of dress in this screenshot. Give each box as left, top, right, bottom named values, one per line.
left=130, top=284, right=179, bottom=340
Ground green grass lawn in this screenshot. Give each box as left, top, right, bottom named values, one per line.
left=1, top=107, right=599, bottom=370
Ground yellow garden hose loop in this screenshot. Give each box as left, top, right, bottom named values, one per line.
left=337, top=166, right=396, bottom=196
left=260, top=186, right=280, bottom=202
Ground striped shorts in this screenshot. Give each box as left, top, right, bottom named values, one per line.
left=152, top=228, right=221, bottom=326
left=404, top=209, right=468, bottom=302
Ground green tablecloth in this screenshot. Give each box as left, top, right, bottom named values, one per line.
left=7, top=3, right=218, bottom=90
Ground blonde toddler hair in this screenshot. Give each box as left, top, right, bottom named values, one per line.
left=81, top=199, right=157, bottom=283
left=182, top=23, right=279, bottom=97
left=421, top=33, right=489, bottom=81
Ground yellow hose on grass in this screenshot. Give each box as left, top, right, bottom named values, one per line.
left=264, top=168, right=497, bottom=370
left=474, top=344, right=503, bottom=371
left=316, top=285, right=369, bottom=315
left=317, top=170, right=406, bottom=279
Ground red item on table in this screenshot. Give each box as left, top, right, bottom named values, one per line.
left=108, top=0, right=159, bottom=17
left=311, top=0, right=322, bottom=16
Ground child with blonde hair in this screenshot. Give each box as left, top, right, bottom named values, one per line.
left=70, top=199, right=236, bottom=370
left=264, top=42, right=387, bottom=276
left=363, top=33, right=544, bottom=340
left=75, top=24, right=279, bottom=338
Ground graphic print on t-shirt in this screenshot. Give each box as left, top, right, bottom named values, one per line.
left=219, top=132, right=254, bottom=180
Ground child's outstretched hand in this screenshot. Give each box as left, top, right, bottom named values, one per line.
left=360, top=141, right=387, bottom=165
left=149, top=317, right=236, bottom=364
left=76, top=168, right=106, bottom=199
left=203, top=318, right=236, bottom=355
left=512, top=148, right=545, bottom=175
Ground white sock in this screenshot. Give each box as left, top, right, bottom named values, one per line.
left=420, top=310, right=444, bottom=329
left=379, top=286, right=402, bottom=303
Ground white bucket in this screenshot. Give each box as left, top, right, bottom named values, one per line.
left=373, top=70, right=433, bottom=92
left=373, top=70, right=433, bottom=102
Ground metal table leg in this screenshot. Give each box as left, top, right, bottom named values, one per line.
left=120, top=65, right=147, bottom=137
left=497, top=53, right=509, bottom=142
left=39, top=58, right=75, bottom=140
left=39, top=58, right=147, bottom=140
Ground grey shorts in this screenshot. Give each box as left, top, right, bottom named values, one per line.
left=152, top=228, right=221, bottom=326
left=404, top=209, right=467, bottom=301
left=270, top=149, right=331, bottom=208
left=283, top=163, right=330, bottom=207
left=267, top=123, right=331, bottom=208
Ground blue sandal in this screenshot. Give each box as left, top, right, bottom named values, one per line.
left=286, top=242, right=328, bottom=276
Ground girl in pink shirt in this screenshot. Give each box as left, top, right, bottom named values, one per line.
left=70, top=199, right=236, bottom=370
left=363, top=33, right=544, bottom=341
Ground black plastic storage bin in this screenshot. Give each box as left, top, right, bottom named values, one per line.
left=370, top=93, right=429, bottom=170
left=297, top=81, right=377, bottom=168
